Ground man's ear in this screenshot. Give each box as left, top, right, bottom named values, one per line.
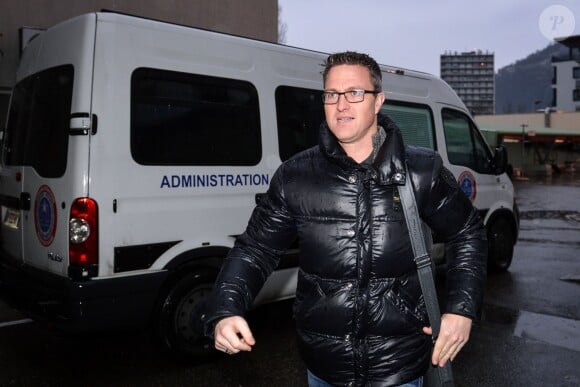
left=374, top=92, right=385, bottom=113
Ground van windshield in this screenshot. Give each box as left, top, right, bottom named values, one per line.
left=2, top=65, right=73, bottom=177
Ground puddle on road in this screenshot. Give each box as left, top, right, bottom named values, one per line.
left=516, top=237, right=580, bottom=247
left=518, top=209, right=580, bottom=246
left=519, top=210, right=580, bottom=222
left=483, top=305, right=580, bottom=352
left=514, top=310, right=580, bottom=353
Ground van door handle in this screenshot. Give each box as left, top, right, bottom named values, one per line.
left=69, top=112, right=98, bottom=135
left=0, top=193, right=30, bottom=210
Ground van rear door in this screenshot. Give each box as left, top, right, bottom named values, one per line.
left=0, top=14, right=96, bottom=276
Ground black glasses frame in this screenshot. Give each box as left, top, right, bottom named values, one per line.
left=322, top=89, right=378, bottom=104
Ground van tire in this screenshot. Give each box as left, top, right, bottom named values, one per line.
left=487, top=217, right=514, bottom=273
left=157, top=269, right=217, bottom=361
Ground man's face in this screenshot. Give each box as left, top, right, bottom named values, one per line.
left=323, top=64, right=385, bottom=147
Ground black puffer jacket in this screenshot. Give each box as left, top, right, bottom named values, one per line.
left=205, top=114, right=487, bottom=386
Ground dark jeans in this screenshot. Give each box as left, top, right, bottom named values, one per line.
left=307, top=370, right=423, bottom=387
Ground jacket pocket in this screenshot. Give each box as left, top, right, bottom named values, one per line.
left=376, top=278, right=428, bottom=331
left=295, top=271, right=355, bottom=336
left=393, top=276, right=429, bottom=325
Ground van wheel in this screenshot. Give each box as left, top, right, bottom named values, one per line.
left=487, top=218, right=515, bottom=273
left=158, top=269, right=217, bottom=361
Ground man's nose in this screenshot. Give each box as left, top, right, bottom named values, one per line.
left=337, top=94, right=350, bottom=110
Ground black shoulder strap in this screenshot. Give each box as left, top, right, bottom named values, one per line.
left=398, top=164, right=455, bottom=387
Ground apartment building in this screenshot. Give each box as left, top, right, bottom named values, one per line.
left=441, top=50, right=495, bottom=115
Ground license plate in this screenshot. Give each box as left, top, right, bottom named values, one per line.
left=3, top=208, right=20, bottom=229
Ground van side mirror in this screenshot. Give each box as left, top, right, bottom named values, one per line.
left=492, top=144, right=508, bottom=175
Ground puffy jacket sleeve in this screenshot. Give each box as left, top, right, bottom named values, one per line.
left=203, top=165, right=297, bottom=336
left=413, top=153, right=487, bottom=320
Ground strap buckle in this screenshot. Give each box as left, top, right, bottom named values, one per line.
left=414, top=253, right=431, bottom=269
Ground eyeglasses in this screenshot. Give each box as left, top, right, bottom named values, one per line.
left=322, top=89, right=378, bottom=104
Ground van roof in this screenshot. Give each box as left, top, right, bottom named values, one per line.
left=26, top=11, right=468, bottom=113
left=93, top=11, right=435, bottom=78
left=93, top=11, right=465, bottom=108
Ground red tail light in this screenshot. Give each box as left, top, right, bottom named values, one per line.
left=69, top=198, right=98, bottom=269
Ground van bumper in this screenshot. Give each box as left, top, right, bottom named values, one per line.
left=0, top=254, right=168, bottom=332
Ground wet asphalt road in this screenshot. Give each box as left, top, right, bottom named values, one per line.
left=0, top=173, right=579, bottom=386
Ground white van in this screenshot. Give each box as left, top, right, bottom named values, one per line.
left=0, top=12, right=518, bottom=358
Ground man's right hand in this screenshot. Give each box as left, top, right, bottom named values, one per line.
left=214, top=316, right=256, bottom=355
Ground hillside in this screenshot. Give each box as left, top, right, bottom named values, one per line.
left=495, top=43, right=568, bottom=114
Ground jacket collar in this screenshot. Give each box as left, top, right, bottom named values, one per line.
left=319, top=113, right=407, bottom=185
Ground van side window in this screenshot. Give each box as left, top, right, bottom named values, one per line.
left=381, top=102, right=436, bottom=149
left=275, top=86, right=324, bottom=161
left=131, top=68, right=261, bottom=166
left=3, top=65, right=73, bottom=177
left=442, top=109, right=493, bottom=174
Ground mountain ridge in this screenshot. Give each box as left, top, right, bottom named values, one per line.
left=495, top=43, right=568, bottom=114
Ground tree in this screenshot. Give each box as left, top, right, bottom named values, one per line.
left=278, top=5, right=287, bottom=44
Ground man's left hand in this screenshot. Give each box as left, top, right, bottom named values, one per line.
left=422, top=313, right=472, bottom=367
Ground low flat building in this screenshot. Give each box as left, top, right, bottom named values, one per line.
left=475, top=111, right=580, bottom=175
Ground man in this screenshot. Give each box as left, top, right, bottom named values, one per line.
left=203, top=51, right=486, bottom=386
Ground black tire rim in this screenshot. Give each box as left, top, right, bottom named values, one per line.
left=174, top=284, right=213, bottom=345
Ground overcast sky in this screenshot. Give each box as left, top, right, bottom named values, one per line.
left=278, top=1, right=580, bottom=75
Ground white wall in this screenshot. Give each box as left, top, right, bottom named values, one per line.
left=553, top=61, right=580, bottom=112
